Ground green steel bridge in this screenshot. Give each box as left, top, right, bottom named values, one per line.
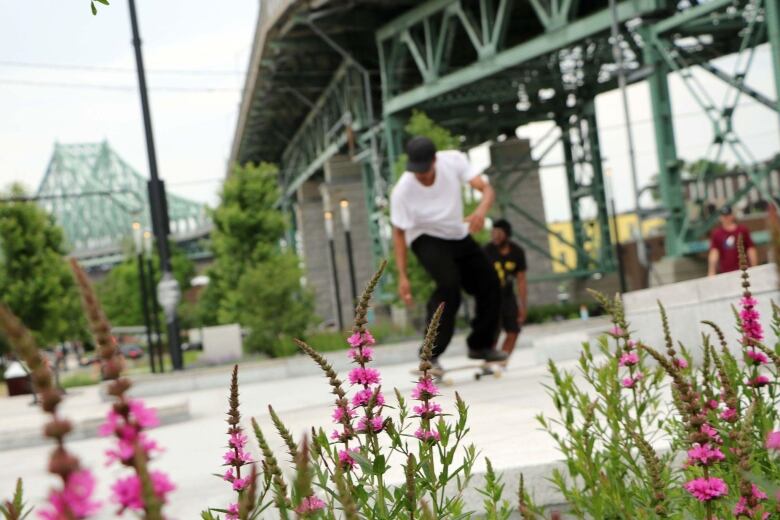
left=231, top=0, right=780, bottom=279
left=36, top=142, right=212, bottom=271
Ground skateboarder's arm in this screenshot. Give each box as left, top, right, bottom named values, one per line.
left=707, top=247, right=719, bottom=276
left=465, top=176, right=495, bottom=233
left=393, top=226, right=413, bottom=305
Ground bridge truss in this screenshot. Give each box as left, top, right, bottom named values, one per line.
left=232, top=0, right=780, bottom=279
left=36, top=142, right=212, bottom=270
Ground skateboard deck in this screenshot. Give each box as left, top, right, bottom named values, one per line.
left=410, top=360, right=506, bottom=386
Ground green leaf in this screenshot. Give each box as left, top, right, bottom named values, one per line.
left=349, top=451, right=375, bottom=476
left=372, top=454, right=386, bottom=475
left=95, top=0, right=110, bottom=5
left=91, top=1, right=97, bottom=15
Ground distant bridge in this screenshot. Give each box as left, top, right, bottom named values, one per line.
left=36, top=142, right=212, bottom=271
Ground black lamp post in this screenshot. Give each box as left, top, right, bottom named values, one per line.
left=339, top=199, right=358, bottom=307
left=144, top=230, right=164, bottom=373
left=133, top=222, right=156, bottom=374
left=324, top=210, right=344, bottom=331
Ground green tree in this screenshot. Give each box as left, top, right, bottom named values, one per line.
left=202, top=162, right=314, bottom=355
left=97, top=245, right=195, bottom=327
left=0, top=184, right=86, bottom=351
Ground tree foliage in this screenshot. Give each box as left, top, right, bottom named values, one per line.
left=97, top=245, right=195, bottom=328
left=201, top=162, right=314, bottom=355
left=0, top=184, right=86, bottom=352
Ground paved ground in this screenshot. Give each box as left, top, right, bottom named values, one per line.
left=0, top=333, right=584, bottom=519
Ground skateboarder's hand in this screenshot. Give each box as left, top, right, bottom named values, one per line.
left=398, top=276, right=413, bottom=306
left=465, top=210, right=486, bottom=233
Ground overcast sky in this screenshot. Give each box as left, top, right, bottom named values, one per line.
left=0, top=2, right=778, bottom=222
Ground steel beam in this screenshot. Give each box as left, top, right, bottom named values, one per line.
left=641, top=26, right=686, bottom=257
left=767, top=0, right=780, bottom=136
left=582, top=101, right=614, bottom=270
left=377, top=0, right=663, bottom=115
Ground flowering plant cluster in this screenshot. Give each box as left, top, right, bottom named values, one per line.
left=533, top=240, right=780, bottom=519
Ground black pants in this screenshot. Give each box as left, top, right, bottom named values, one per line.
left=411, top=234, right=501, bottom=359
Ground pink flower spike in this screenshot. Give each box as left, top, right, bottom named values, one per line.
left=413, top=402, right=443, bottom=417
left=626, top=339, right=636, bottom=350
left=348, top=346, right=374, bottom=362
left=747, top=375, right=771, bottom=388
left=683, top=477, right=728, bottom=502
left=414, top=428, right=441, bottom=443
left=766, top=431, right=780, bottom=450
left=733, top=484, right=768, bottom=518
left=232, top=477, right=249, bottom=491
left=223, top=468, right=235, bottom=482
left=618, top=352, right=639, bottom=367
left=720, top=407, right=737, bottom=422
left=351, top=388, right=385, bottom=408
left=746, top=349, right=769, bottom=365
left=226, top=503, right=240, bottom=520
left=348, top=367, right=381, bottom=386
left=673, top=358, right=689, bottom=370
left=229, top=432, right=248, bottom=449
left=296, top=495, right=327, bottom=514
left=621, top=377, right=637, bottom=389
left=347, top=331, right=376, bottom=348
left=39, top=469, right=101, bottom=519
left=609, top=326, right=624, bottom=337
left=98, top=409, right=121, bottom=437
left=127, top=399, right=159, bottom=429
left=700, top=423, right=722, bottom=444
left=411, top=378, right=439, bottom=400
left=338, top=449, right=357, bottom=469
left=687, top=443, right=725, bottom=466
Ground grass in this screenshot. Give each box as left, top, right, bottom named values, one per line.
left=274, top=321, right=418, bottom=358
left=60, top=371, right=100, bottom=389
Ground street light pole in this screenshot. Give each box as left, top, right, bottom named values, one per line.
left=339, top=199, right=358, bottom=308
left=324, top=211, right=344, bottom=331
left=133, top=222, right=156, bottom=374
left=128, top=0, right=183, bottom=370
left=144, top=231, right=164, bottom=373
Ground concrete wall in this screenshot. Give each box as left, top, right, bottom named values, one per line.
left=489, top=138, right=559, bottom=305
left=623, top=264, right=779, bottom=361
left=296, top=156, right=374, bottom=328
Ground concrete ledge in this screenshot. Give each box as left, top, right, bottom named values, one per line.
left=624, top=264, right=779, bottom=360
left=0, top=400, right=190, bottom=452
left=126, top=338, right=467, bottom=399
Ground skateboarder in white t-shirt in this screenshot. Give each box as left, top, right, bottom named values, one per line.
left=391, top=136, right=506, bottom=367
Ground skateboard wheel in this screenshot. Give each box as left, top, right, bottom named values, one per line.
left=474, top=373, right=481, bottom=381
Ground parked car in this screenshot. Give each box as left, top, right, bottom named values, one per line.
left=119, top=343, right=144, bottom=360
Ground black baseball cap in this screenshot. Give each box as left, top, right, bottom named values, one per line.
left=405, top=136, right=437, bottom=173
left=493, top=218, right=512, bottom=235
left=719, top=205, right=733, bottom=216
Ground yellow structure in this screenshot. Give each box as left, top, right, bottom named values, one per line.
left=545, top=213, right=665, bottom=272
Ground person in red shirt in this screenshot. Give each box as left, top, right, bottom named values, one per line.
left=707, top=205, right=757, bottom=276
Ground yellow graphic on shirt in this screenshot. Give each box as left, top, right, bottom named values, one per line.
left=493, top=261, right=506, bottom=286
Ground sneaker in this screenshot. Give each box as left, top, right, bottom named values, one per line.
left=468, top=349, right=508, bottom=362
left=430, top=357, right=444, bottom=376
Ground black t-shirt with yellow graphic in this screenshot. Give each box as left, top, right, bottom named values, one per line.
left=484, top=242, right=527, bottom=297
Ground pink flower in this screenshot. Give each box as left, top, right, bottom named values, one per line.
left=111, top=471, right=175, bottom=512
left=226, top=503, right=239, bottom=520
left=414, top=428, right=441, bottom=443
left=618, top=352, right=639, bottom=367
left=734, top=484, right=768, bottom=518
left=357, top=415, right=384, bottom=433
left=98, top=409, right=121, bottom=437
left=683, top=477, right=728, bottom=502
left=687, top=443, right=725, bottom=466
left=747, top=375, right=771, bottom=388
left=223, top=468, right=235, bottom=482
left=740, top=296, right=764, bottom=341
left=223, top=448, right=252, bottom=466
left=621, top=372, right=644, bottom=389
left=626, top=339, right=636, bottom=350
left=701, top=424, right=722, bottom=444
left=295, top=495, right=327, bottom=514
left=720, top=408, right=737, bottom=422
left=351, top=388, right=385, bottom=408
left=228, top=431, right=248, bottom=449
left=338, top=449, right=357, bottom=469
left=128, top=399, right=159, bottom=429
left=706, top=399, right=719, bottom=410
left=765, top=431, right=780, bottom=450
left=348, top=367, right=381, bottom=386
left=746, top=349, right=769, bottom=365
left=347, top=331, right=376, bottom=348
left=609, top=326, right=625, bottom=337
left=232, top=478, right=249, bottom=491
left=673, top=358, right=689, bottom=370
left=411, top=378, right=439, bottom=400
left=105, top=434, right=160, bottom=465
left=332, top=406, right=355, bottom=423
left=412, top=402, right=443, bottom=417
left=348, top=346, right=374, bottom=362
left=38, top=469, right=101, bottom=519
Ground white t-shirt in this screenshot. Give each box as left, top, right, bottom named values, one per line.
left=390, top=150, right=482, bottom=245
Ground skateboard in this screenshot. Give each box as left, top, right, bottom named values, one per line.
left=410, top=360, right=506, bottom=386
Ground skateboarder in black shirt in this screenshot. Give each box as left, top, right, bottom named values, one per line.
left=484, top=219, right=527, bottom=360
